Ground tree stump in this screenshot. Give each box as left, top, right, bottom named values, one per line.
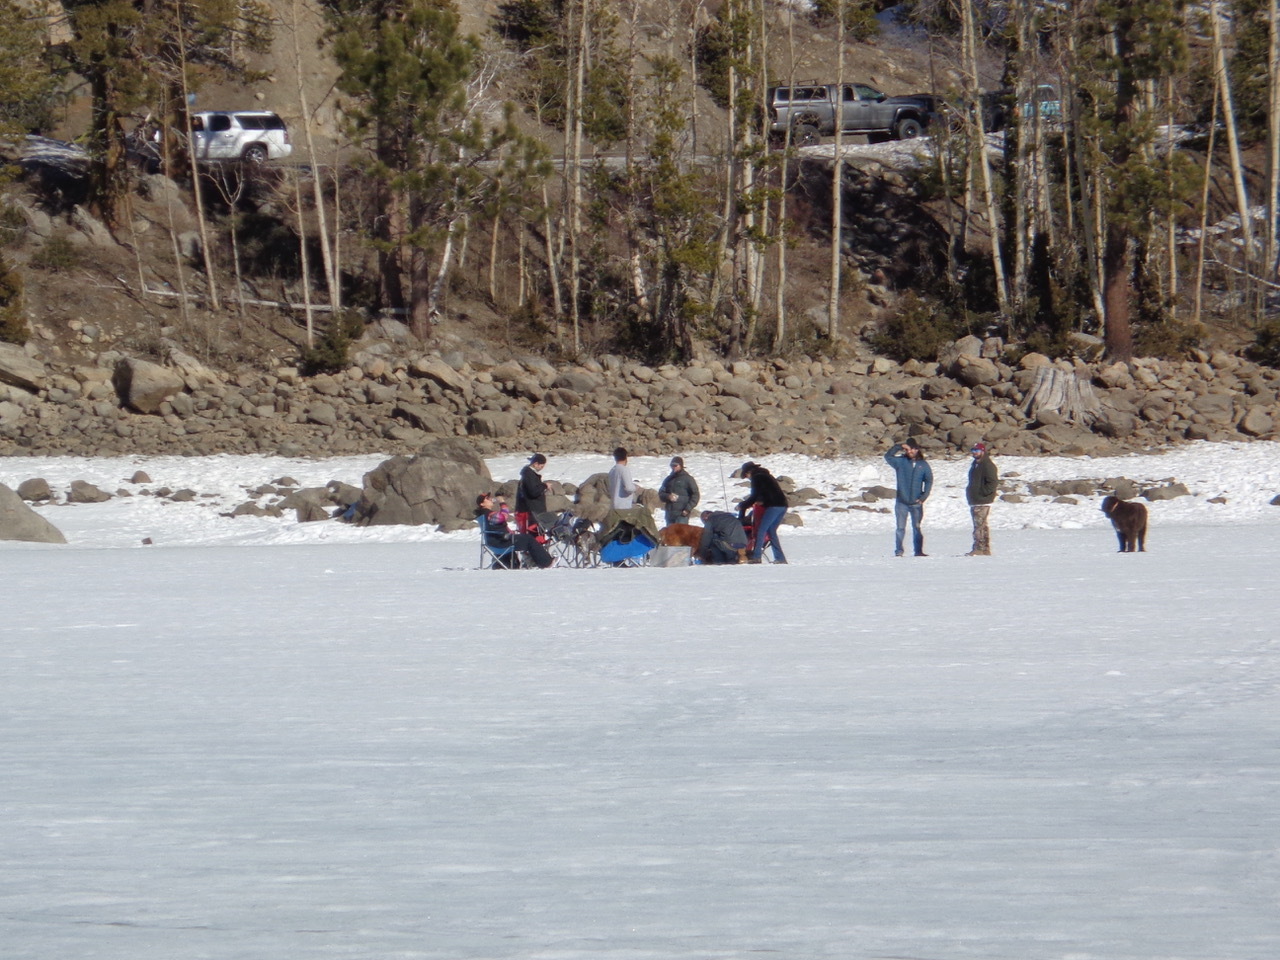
left=1020, top=365, right=1102, bottom=424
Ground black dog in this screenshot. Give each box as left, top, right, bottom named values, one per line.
left=1100, top=496, right=1147, bottom=552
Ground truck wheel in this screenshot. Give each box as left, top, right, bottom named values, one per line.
left=894, top=117, right=924, bottom=140
left=793, top=123, right=820, bottom=147
left=241, top=144, right=269, bottom=164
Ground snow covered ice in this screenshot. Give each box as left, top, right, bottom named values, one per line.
left=3, top=443, right=1279, bottom=959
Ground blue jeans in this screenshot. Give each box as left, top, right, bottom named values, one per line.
left=751, top=505, right=787, bottom=562
left=894, top=501, right=924, bottom=556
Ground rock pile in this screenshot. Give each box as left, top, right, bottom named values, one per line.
left=2, top=328, right=1279, bottom=462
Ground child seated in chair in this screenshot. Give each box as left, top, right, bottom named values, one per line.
left=476, top=493, right=554, bottom=568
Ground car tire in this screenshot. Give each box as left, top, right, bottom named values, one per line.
left=793, top=123, right=820, bottom=147
left=894, top=117, right=924, bottom=140
left=241, top=144, right=269, bottom=164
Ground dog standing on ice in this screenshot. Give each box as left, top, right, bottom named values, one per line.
left=1101, top=496, right=1147, bottom=552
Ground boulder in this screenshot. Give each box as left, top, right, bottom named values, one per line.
left=306, top=401, right=338, bottom=427
left=0, top=483, right=66, bottom=543
left=410, top=356, right=470, bottom=394
left=67, top=480, right=112, bottom=503
left=0, top=343, right=46, bottom=392
left=17, top=478, right=53, bottom=502
left=113, top=357, right=185, bottom=414
left=466, top=410, right=522, bottom=438
left=1239, top=406, right=1274, bottom=437
left=355, top=440, right=492, bottom=527
left=394, top=401, right=451, bottom=435
left=1142, top=482, right=1190, bottom=502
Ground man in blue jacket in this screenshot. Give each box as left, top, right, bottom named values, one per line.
left=884, top=439, right=933, bottom=557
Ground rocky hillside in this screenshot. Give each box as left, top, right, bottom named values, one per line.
left=2, top=318, right=1278, bottom=464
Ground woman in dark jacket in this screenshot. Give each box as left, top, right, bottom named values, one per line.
left=737, top=461, right=788, bottom=563
left=514, top=453, right=548, bottom=534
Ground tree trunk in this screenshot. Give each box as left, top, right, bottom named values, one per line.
left=176, top=6, right=220, bottom=311
left=827, top=0, right=845, bottom=341
left=1212, top=1, right=1254, bottom=280
left=962, top=0, right=1009, bottom=316
left=1268, top=0, right=1280, bottom=279
left=291, top=0, right=338, bottom=312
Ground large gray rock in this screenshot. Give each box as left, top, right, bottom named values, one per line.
left=410, top=356, right=470, bottom=394
left=0, top=484, right=66, bottom=543
left=17, top=478, right=53, bottom=501
left=393, top=401, right=451, bottom=435
left=355, top=439, right=492, bottom=527
left=0, top=343, right=46, bottom=392
left=467, top=410, right=521, bottom=438
left=67, top=480, right=112, bottom=503
left=113, top=357, right=186, bottom=414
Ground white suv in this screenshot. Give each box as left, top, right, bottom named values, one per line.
left=190, top=111, right=292, bottom=163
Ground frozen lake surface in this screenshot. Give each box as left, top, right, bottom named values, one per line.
left=3, top=446, right=1279, bottom=959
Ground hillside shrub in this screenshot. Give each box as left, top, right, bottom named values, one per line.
left=29, top=234, right=78, bottom=271
left=810, top=0, right=880, bottom=41
left=1246, top=319, right=1280, bottom=369
left=299, top=310, right=365, bottom=376
left=870, top=292, right=965, bottom=362
left=1133, top=318, right=1205, bottom=360
left=0, top=250, right=27, bottom=344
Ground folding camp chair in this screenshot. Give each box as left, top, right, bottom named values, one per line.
left=740, top=503, right=779, bottom=563
left=478, top=514, right=526, bottom=570
left=541, top=511, right=599, bottom=568
left=598, top=521, right=656, bottom=567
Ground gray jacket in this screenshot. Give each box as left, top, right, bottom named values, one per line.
left=699, top=511, right=747, bottom=553
left=658, top=470, right=700, bottom=523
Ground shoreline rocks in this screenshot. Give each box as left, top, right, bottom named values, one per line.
left=0, top=333, right=1277, bottom=463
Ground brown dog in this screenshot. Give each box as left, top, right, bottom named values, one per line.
left=659, top=523, right=704, bottom=551
left=659, top=523, right=749, bottom=563
left=1101, top=496, right=1147, bottom=552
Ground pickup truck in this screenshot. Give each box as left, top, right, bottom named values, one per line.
left=766, top=82, right=938, bottom=145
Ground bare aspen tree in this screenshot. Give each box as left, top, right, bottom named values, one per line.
left=827, top=0, right=845, bottom=340
left=961, top=0, right=1009, bottom=316
left=1193, top=86, right=1220, bottom=326
left=291, top=167, right=315, bottom=347
left=1211, top=0, right=1254, bottom=279
left=566, top=0, right=588, bottom=353
left=1268, top=0, right=1279, bottom=278
left=175, top=3, right=220, bottom=311
left=160, top=129, right=191, bottom=328
left=772, top=1, right=799, bottom=352
left=290, top=0, right=338, bottom=311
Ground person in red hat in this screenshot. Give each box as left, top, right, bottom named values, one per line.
left=965, top=441, right=999, bottom=556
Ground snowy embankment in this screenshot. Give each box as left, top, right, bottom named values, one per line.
left=3, top=443, right=1279, bottom=960
left=2, top=441, right=1279, bottom=549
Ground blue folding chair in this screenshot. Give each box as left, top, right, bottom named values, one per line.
left=478, top=514, right=524, bottom=570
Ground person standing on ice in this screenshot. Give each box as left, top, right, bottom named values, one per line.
left=515, top=453, right=549, bottom=535
left=884, top=439, right=933, bottom=557
left=607, top=447, right=638, bottom=509
left=658, top=456, right=700, bottom=526
left=737, top=461, right=788, bottom=564
left=965, top=441, right=998, bottom=556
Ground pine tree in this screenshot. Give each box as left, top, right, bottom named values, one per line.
left=1070, top=0, right=1190, bottom=359
left=322, top=0, right=550, bottom=337
left=56, top=1, right=270, bottom=226
left=0, top=0, right=63, bottom=137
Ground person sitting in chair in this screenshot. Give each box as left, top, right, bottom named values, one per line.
left=476, top=493, right=553, bottom=568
